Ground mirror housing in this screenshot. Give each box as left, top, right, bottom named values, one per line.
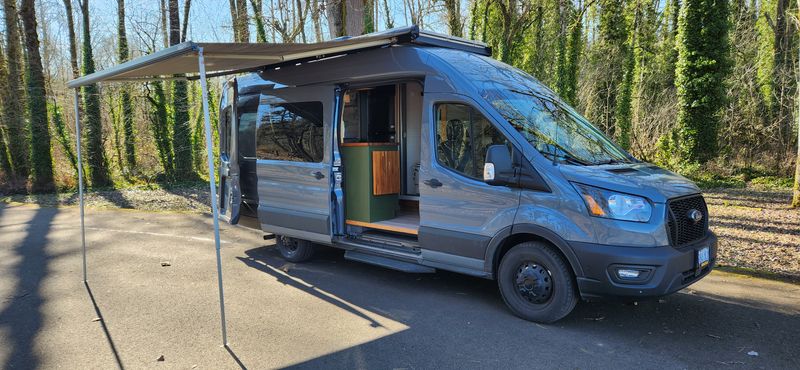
left=484, top=145, right=515, bottom=186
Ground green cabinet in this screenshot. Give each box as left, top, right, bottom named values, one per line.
left=341, top=143, right=399, bottom=223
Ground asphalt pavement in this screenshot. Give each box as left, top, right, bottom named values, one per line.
left=0, top=203, right=798, bottom=369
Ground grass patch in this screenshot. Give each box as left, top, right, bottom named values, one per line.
left=714, top=265, right=800, bottom=285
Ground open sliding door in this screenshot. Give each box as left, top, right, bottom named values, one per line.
left=218, top=79, right=242, bottom=224
left=255, top=86, right=335, bottom=245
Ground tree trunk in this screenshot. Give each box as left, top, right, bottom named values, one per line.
left=117, top=0, right=136, bottom=171
left=170, top=0, right=194, bottom=179
left=62, top=0, right=80, bottom=79
left=793, top=0, right=800, bottom=207
left=327, top=0, right=346, bottom=37
left=181, top=0, right=192, bottom=42
left=327, top=0, right=365, bottom=37
left=382, top=0, right=393, bottom=29
left=364, top=0, right=374, bottom=34
left=160, top=0, right=169, bottom=47
left=312, top=0, right=324, bottom=41
left=80, top=0, right=111, bottom=187
left=0, top=44, right=14, bottom=178
left=250, top=0, right=268, bottom=42
left=237, top=0, right=250, bottom=42
left=443, top=0, right=462, bottom=37
left=2, top=0, right=30, bottom=180
left=20, top=0, right=55, bottom=192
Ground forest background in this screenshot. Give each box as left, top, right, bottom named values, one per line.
left=1, top=0, right=799, bottom=208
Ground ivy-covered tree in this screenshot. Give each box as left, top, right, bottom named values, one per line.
left=117, top=0, right=136, bottom=171
left=169, top=0, right=194, bottom=179
left=2, top=0, right=29, bottom=179
left=0, top=44, right=13, bottom=177
left=80, top=0, right=111, bottom=187
left=584, top=0, right=629, bottom=138
left=20, top=0, right=55, bottom=192
left=555, top=4, right=584, bottom=106
left=674, top=0, right=731, bottom=163
left=443, top=0, right=463, bottom=37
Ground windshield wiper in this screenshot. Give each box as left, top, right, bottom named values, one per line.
left=591, top=158, right=629, bottom=166
left=541, top=151, right=591, bottom=166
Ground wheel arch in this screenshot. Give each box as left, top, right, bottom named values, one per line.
left=485, top=224, right=584, bottom=280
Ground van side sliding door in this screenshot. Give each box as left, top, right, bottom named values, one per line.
left=255, top=86, right=334, bottom=245
left=218, top=79, right=241, bottom=224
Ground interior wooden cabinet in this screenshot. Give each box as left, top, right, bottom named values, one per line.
left=340, top=82, right=421, bottom=235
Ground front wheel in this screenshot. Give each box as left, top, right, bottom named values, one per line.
left=276, top=235, right=316, bottom=262
left=497, top=241, right=578, bottom=323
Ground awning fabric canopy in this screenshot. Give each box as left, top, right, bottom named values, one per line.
left=68, top=25, right=490, bottom=350
left=67, top=26, right=490, bottom=88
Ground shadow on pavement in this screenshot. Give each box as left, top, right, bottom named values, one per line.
left=236, top=252, right=385, bottom=329
left=238, top=245, right=800, bottom=369
left=0, top=199, right=56, bottom=369
left=84, top=282, right=125, bottom=369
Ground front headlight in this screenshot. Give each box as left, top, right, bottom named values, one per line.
left=572, top=183, right=652, bottom=222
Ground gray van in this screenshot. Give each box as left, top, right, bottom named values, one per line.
left=217, top=28, right=717, bottom=323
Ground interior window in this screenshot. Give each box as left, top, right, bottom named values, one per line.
left=256, top=101, right=324, bottom=162
left=435, top=103, right=509, bottom=179
left=341, top=85, right=396, bottom=143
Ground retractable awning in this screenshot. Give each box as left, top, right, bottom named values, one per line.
left=68, top=25, right=490, bottom=353
left=67, top=25, right=490, bottom=88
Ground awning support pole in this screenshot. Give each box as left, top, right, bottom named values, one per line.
left=197, top=47, right=228, bottom=346
left=74, top=89, right=87, bottom=283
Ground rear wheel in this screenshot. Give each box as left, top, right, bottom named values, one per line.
left=497, top=241, right=578, bottom=323
left=276, top=235, right=315, bottom=262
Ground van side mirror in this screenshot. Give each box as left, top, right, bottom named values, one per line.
left=484, top=145, right=515, bottom=186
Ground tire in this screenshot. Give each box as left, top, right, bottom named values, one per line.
left=276, top=235, right=316, bottom=262
left=497, top=241, right=578, bottom=323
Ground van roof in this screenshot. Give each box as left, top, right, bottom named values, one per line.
left=67, top=26, right=491, bottom=88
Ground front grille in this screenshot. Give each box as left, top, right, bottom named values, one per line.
left=666, top=194, right=708, bottom=247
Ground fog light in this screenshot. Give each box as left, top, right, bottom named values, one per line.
left=617, top=269, right=641, bottom=279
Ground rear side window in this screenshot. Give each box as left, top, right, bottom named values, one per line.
left=256, top=101, right=324, bottom=162
left=435, top=103, right=509, bottom=179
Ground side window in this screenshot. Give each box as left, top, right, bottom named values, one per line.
left=237, top=111, right=257, bottom=159
left=256, top=101, right=324, bottom=162
left=435, top=103, right=509, bottom=179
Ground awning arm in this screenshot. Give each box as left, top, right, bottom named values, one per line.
left=74, top=89, right=87, bottom=283
left=198, top=46, right=229, bottom=346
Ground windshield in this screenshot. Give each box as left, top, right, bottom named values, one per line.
left=430, top=49, right=630, bottom=165
left=485, top=88, right=631, bottom=165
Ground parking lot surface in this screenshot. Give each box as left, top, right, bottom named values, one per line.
left=1, top=203, right=798, bottom=369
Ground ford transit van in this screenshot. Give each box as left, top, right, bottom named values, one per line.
left=217, top=27, right=717, bottom=323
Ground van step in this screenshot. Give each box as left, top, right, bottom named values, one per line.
left=358, top=231, right=420, bottom=251
left=344, top=251, right=435, bottom=273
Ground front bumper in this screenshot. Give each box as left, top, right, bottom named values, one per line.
left=570, top=232, right=717, bottom=300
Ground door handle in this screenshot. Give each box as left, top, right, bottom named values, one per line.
left=423, top=178, right=442, bottom=188
left=313, top=171, right=325, bottom=180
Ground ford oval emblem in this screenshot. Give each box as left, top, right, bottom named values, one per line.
left=687, top=209, right=704, bottom=224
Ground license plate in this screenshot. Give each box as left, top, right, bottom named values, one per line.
left=698, top=247, right=710, bottom=268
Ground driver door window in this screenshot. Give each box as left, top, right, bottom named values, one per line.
left=435, top=103, right=509, bottom=179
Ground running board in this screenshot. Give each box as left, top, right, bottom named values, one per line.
left=344, top=251, right=435, bottom=273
